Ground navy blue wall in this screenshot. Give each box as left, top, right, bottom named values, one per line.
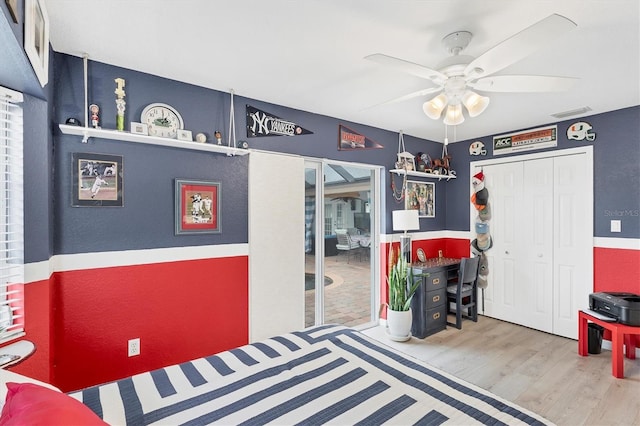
left=0, top=5, right=54, bottom=264
left=443, top=106, right=640, bottom=238
left=51, top=53, right=449, bottom=256
left=53, top=55, right=249, bottom=254
left=23, top=94, right=54, bottom=263
left=6, top=40, right=640, bottom=262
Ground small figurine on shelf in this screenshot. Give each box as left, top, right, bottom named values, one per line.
left=114, top=78, right=126, bottom=131
left=215, top=130, right=222, bottom=145
left=89, top=104, right=100, bottom=128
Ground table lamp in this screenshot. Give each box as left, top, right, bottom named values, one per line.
left=392, top=209, right=420, bottom=262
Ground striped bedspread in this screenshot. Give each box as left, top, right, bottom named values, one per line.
left=69, top=325, right=551, bottom=425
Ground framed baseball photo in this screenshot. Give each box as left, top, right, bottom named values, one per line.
left=71, top=153, right=123, bottom=207
left=175, top=179, right=221, bottom=235
left=405, top=180, right=435, bottom=218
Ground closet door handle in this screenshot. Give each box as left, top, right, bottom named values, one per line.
left=538, top=253, right=543, bottom=258
left=505, top=251, right=510, bottom=255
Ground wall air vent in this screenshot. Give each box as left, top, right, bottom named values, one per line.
left=551, top=106, right=592, bottom=119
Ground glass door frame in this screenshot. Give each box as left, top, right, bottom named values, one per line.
left=305, top=158, right=382, bottom=329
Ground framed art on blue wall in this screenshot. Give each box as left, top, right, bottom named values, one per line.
left=71, top=153, right=123, bottom=207
left=24, top=0, right=49, bottom=87
left=175, top=179, right=221, bottom=235
left=405, top=180, right=435, bottom=218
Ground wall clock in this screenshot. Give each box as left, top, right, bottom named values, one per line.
left=140, top=103, right=184, bottom=138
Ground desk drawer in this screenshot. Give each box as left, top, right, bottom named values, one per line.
left=411, top=303, right=447, bottom=338
left=426, top=304, right=447, bottom=332
left=425, top=288, right=446, bottom=309
left=424, top=271, right=446, bottom=291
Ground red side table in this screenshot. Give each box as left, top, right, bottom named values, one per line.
left=578, top=310, right=640, bottom=378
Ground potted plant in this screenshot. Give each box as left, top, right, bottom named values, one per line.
left=382, top=247, right=421, bottom=341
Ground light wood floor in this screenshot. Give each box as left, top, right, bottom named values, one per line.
left=363, top=316, right=640, bottom=426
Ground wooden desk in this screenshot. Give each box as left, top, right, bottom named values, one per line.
left=578, top=310, right=640, bottom=379
left=411, top=258, right=460, bottom=338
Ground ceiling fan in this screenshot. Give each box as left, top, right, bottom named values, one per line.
left=366, top=14, right=578, bottom=125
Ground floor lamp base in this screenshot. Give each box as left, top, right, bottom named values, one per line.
left=399, top=235, right=411, bottom=263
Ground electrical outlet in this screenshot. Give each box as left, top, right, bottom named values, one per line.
left=128, top=338, right=140, bottom=357
left=611, top=220, right=621, bottom=233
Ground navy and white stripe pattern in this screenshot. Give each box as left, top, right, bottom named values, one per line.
left=69, top=325, right=551, bottom=425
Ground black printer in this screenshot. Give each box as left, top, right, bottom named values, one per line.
left=589, top=292, right=640, bottom=326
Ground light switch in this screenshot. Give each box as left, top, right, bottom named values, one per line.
left=610, top=220, right=621, bottom=233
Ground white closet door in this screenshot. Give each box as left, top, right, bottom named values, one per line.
left=476, top=151, right=592, bottom=339
left=482, top=162, right=523, bottom=322
left=520, top=159, right=554, bottom=332
left=248, top=151, right=305, bottom=342
left=553, top=153, right=592, bottom=339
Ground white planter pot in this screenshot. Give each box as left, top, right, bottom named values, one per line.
left=386, top=308, right=412, bottom=341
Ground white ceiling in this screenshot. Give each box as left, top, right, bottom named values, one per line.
left=44, top=0, right=640, bottom=143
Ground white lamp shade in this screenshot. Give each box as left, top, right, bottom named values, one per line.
left=443, top=103, right=465, bottom=126
left=422, top=93, right=447, bottom=120
left=463, top=91, right=490, bottom=117
left=392, top=209, right=420, bottom=231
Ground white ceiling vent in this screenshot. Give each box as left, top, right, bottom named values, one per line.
left=551, top=106, right=592, bottom=119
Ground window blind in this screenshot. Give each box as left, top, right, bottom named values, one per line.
left=0, top=86, right=24, bottom=343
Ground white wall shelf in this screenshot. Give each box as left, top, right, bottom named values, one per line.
left=58, top=124, right=250, bottom=156
left=389, top=169, right=456, bottom=181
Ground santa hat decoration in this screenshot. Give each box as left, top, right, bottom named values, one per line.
left=470, top=170, right=489, bottom=208
left=472, top=171, right=485, bottom=191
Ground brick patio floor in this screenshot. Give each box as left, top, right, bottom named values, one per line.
left=305, top=250, right=374, bottom=328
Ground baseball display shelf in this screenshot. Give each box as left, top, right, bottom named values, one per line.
left=59, top=124, right=249, bottom=156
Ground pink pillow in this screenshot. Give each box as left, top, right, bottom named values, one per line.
left=0, top=382, right=107, bottom=425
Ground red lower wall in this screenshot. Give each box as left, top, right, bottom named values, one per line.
left=7, top=279, right=52, bottom=383
left=593, top=247, right=640, bottom=346
left=7, top=241, right=639, bottom=391
left=593, top=247, right=640, bottom=294
left=51, top=256, right=248, bottom=392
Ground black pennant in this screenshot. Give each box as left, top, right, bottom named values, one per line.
left=338, top=124, right=384, bottom=150
left=246, top=105, right=313, bottom=138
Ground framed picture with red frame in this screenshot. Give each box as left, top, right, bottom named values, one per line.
left=175, top=179, right=221, bottom=235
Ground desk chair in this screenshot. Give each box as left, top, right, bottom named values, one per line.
left=446, top=256, right=479, bottom=329
left=335, top=229, right=361, bottom=263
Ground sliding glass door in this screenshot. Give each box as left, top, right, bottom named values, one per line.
left=304, top=159, right=379, bottom=329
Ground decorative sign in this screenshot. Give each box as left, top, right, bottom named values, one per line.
left=567, top=121, right=596, bottom=141
left=338, top=125, right=383, bottom=150
left=246, top=105, right=313, bottom=138
left=493, top=125, right=557, bottom=155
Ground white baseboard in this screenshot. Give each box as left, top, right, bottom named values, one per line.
left=601, top=340, right=640, bottom=357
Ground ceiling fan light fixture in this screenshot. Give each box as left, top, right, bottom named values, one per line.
left=423, top=93, right=448, bottom=119
left=462, top=91, right=490, bottom=117
left=443, top=104, right=465, bottom=126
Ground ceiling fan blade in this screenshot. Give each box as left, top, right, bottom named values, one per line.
left=470, top=75, right=578, bottom=92
left=464, top=14, right=577, bottom=78
left=366, top=87, right=443, bottom=110
left=365, top=53, right=447, bottom=82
